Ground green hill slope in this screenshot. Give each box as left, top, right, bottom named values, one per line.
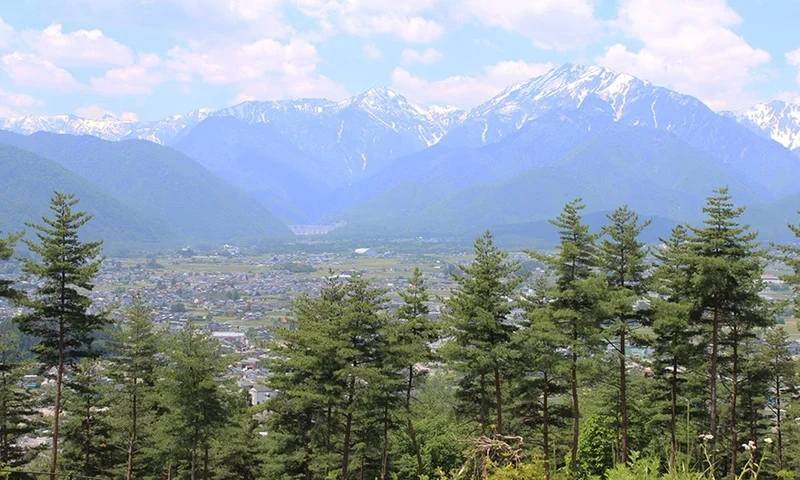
left=0, top=145, right=172, bottom=247
left=0, top=132, right=291, bottom=241
left=338, top=128, right=763, bottom=236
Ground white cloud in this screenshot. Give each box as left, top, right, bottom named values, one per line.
left=74, top=105, right=139, bottom=121
left=21, top=24, right=134, bottom=67
left=362, top=43, right=383, bottom=60
left=400, top=48, right=442, bottom=66
left=231, top=72, right=348, bottom=104
left=391, top=60, right=554, bottom=107
left=787, top=47, right=800, bottom=85
left=0, top=17, right=14, bottom=49
left=1, top=52, right=82, bottom=91
left=37, top=0, right=294, bottom=41
left=167, top=36, right=348, bottom=102
left=89, top=52, right=163, bottom=96
left=598, top=0, right=771, bottom=110
left=460, top=0, right=599, bottom=50
left=0, top=87, right=36, bottom=118
left=296, top=0, right=444, bottom=43
left=776, top=91, right=800, bottom=105
left=0, top=88, right=35, bottom=107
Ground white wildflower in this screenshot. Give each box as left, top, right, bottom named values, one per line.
left=743, top=443, right=752, bottom=451
left=764, top=437, right=773, bottom=445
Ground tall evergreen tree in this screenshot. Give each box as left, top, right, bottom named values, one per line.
left=108, top=295, right=161, bottom=480
left=598, top=206, right=651, bottom=465
left=0, top=232, right=22, bottom=304
left=265, top=275, right=348, bottom=480
left=0, top=324, right=40, bottom=468
left=61, top=358, right=115, bottom=477
left=444, top=230, right=522, bottom=436
left=530, top=199, right=603, bottom=474
left=14, top=192, right=105, bottom=480
left=652, top=225, right=699, bottom=469
left=762, top=327, right=795, bottom=471
left=336, top=276, right=390, bottom=480
left=155, top=324, right=230, bottom=480
left=395, top=267, right=438, bottom=477
left=686, top=187, right=767, bottom=476
left=513, top=276, right=570, bottom=478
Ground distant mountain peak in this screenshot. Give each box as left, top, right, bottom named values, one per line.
left=724, top=100, right=800, bottom=150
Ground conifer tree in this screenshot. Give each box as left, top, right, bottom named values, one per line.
left=444, top=230, right=522, bottom=436
left=14, top=192, right=105, bottom=480
left=513, top=276, right=570, bottom=478
left=762, top=327, right=795, bottom=471
left=155, top=324, right=230, bottom=480
left=61, top=358, right=115, bottom=477
left=395, top=267, right=438, bottom=476
left=0, top=325, right=40, bottom=468
left=108, top=295, right=161, bottom=480
left=686, top=187, right=767, bottom=475
left=265, top=274, right=348, bottom=479
left=530, top=199, right=603, bottom=474
left=336, top=276, right=390, bottom=480
left=0, top=232, right=21, bottom=304
left=598, top=206, right=651, bottom=465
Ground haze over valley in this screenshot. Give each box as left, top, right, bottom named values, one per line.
left=4, top=64, right=800, bottom=248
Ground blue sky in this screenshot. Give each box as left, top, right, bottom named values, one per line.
left=0, top=0, right=799, bottom=121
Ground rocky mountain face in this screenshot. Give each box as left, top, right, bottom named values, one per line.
left=722, top=100, right=800, bottom=151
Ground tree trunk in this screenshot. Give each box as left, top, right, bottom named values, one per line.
left=190, top=436, right=197, bottom=480
left=126, top=379, right=138, bottom=480
left=669, top=359, right=678, bottom=471
left=620, top=325, right=628, bottom=465
left=493, top=365, right=503, bottom=435
left=570, top=330, right=580, bottom=475
left=203, top=444, right=209, bottom=480
left=342, top=376, right=355, bottom=480
left=710, top=300, right=719, bottom=457
left=776, top=374, right=783, bottom=471
left=542, top=373, right=551, bottom=480
left=50, top=319, right=66, bottom=480
left=479, top=373, right=487, bottom=436
left=406, top=365, right=424, bottom=477
left=728, top=333, right=739, bottom=480
left=381, top=404, right=389, bottom=480
left=1, top=369, right=8, bottom=463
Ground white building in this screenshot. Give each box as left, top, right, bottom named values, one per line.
left=250, top=385, right=273, bottom=406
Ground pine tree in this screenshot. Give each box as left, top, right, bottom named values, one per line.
left=211, top=393, right=265, bottom=480
left=265, top=274, right=348, bottom=480
left=0, top=232, right=22, bottom=304
left=513, top=276, right=570, bottom=478
left=0, top=324, right=40, bottom=468
left=444, top=230, right=522, bottom=436
left=108, top=295, right=161, bottom=480
left=686, top=187, right=767, bottom=476
left=530, top=199, right=603, bottom=474
left=61, top=358, right=115, bottom=477
left=762, top=327, right=795, bottom=471
left=14, top=192, right=105, bottom=480
left=395, top=267, right=438, bottom=477
left=155, top=324, right=230, bottom=480
left=598, top=206, right=651, bottom=465
left=336, top=275, right=390, bottom=480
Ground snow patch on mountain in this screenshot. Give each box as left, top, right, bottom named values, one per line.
left=723, top=100, right=800, bottom=151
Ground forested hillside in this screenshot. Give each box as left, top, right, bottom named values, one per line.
left=2, top=189, right=800, bottom=479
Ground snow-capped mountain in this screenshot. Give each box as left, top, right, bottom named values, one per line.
left=444, top=63, right=704, bottom=147
left=204, top=87, right=466, bottom=182
left=0, top=109, right=213, bottom=145
left=722, top=100, right=800, bottom=151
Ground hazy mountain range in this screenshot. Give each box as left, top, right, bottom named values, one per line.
left=3, top=63, right=800, bottom=248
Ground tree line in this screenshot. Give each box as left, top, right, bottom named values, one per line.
left=1, top=189, right=800, bottom=480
